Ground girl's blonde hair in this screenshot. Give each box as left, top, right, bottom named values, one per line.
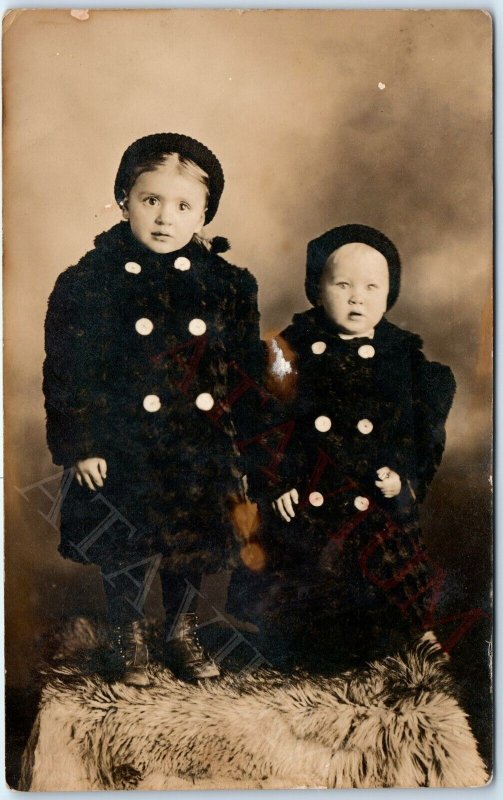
left=160, top=154, right=211, bottom=249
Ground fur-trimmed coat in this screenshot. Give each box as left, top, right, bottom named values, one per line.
left=236, top=307, right=456, bottom=657
left=43, top=222, right=263, bottom=574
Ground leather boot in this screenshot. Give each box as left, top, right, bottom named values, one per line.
left=165, top=612, right=220, bottom=681
left=111, top=620, right=151, bottom=687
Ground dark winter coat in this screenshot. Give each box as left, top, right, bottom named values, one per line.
left=236, top=307, right=456, bottom=658
left=43, top=222, right=263, bottom=574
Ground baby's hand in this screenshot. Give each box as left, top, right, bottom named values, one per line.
left=375, top=467, right=401, bottom=498
left=75, top=457, right=108, bottom=491
left=273, top=488, right=299, bottom=523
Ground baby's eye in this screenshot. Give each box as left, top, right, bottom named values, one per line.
left=143, top=196, right=159, bottom=207
left=179, top=201, right=191, bottom=211
left=367, top=284, right=379, bottom=290
left=335, top=281, right=349, bottom=288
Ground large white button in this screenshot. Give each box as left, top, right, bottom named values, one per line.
left=188, top=318, right=207, bottom=336
left=309, top=491, right=324, bottom=507
left=358, top=344, right=375, bottom=359
left=357, top=419, right=373, bottom=435
left=354, top=496, right=370, bottom=511
left=135, top=318, right=154, bottom=336
left=125, top=261, right=142, bottom=274
left=311, top=341, right=327, bottom=355
left=174, top=256, right=191, bottom=271
left=143, top=394, right=161, bottom=412
left=314, top=415, right=332, bottom=433
left=195, top=392, right=214, bottom=411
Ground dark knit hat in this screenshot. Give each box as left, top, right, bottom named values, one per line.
left=306, top=224, right=401, bottom=310
left=114, top=133, right=225, bottom=224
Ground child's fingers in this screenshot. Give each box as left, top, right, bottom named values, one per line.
left=376, top=467, right=391, bottom=480
left=98, top=459, right=108, bottom=480
left=83, top=473, right=96, bottom=492
left=272, top=498, right=289, bottom=523
left=277, top=497, right=292, bottom=522
left=75, top=472, right=83, bottom=487
left=291, top=488, right=299, bottom=505
left=282, top=492, right=297, bottom=520
left=388, top=476, right=401, bottom=494
left=375, top=477, right=401, bottom=498
left=90, top=466, right=104, bottom=488
left=273, top=492, right=297, bottom=522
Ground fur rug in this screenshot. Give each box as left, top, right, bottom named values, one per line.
left=20, top=618, right=488, bottom=790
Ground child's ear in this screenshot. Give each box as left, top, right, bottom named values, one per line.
left=120, top=195, right=129, bottom=221
left=194, top=209, right=206, bottom=234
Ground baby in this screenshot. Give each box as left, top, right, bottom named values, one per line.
left=243, top=224, right=456, bottom=669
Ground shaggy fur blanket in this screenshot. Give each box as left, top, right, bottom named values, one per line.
left=20, top=618, right=488, bottom=790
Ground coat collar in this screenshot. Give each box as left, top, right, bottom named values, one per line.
left=283, top=307, right=423, bottom=355
left=92, top=222, right=230, bottom=269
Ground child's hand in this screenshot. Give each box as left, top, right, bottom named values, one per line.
left=375, top=467, right=401, bottom=498
left=273, top=489, right=299, bottom=522
left=75, top=458, right=108, bottom=491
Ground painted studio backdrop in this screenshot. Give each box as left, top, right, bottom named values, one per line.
left=3, top=8, right=492, bottom=785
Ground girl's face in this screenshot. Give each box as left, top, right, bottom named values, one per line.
left=320, top=243, right=389, bottom=336
left=123, top=161, right=207, bottom=254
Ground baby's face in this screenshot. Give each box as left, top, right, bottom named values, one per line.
left=320, top=243, right=389, bottom=336
left=123, top=161, right=207, bottom=254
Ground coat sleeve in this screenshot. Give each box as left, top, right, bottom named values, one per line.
left=408, top=350, right=456, bottom=503
left=224, top=268, right=267, bottom=476
left=244, top=335, right=305, bottom=502
left=43, top=266, right=106, bottom=467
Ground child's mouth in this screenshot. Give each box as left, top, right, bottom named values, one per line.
left=152, top=232, right=173, bottom=239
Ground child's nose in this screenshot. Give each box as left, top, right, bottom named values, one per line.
left=349, top=290, right=363, bottom=304
left=155, top=204, right=174, bottom=225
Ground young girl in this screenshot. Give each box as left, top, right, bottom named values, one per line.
left=43, top=133, right=263, bottom=685
left=240, top=224, right=456, bottom=670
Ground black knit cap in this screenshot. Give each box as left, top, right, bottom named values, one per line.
left=114, top=133, right=225, bottom=224
left=306, top=224, right=401, bottom=310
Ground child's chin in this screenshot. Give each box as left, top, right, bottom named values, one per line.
left=340, top=322, right=364, bottom=334
left=147, top=238, right=179, bottom=254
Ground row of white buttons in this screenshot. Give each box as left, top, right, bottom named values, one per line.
left=308, top=492, right=370, bottom=511
left=311, top=341, right=375, bottom=359
left=314, top=416, right=373, bottom=435
left=126, top=257, right=210, bottom=415
left=143, top=392, right=215, bottom=413
left=305, top=340, right=374, bottom=512
left=135, top=317, right=207, bottom=337
left=125, top=256, right=191, bottom=274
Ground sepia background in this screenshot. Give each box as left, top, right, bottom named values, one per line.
left=3, top=8, right=492, bottom=778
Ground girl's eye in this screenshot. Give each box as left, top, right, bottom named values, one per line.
left=144, top=197, right=159, bottom=206
left=179, top=202, right=190, bottom=211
